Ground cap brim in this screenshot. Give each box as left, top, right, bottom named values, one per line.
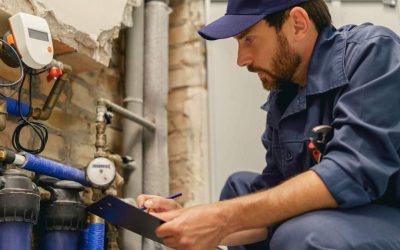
left=198, top=14, right=266, bottom=40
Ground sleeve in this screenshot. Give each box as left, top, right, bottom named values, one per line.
left=312, top=34, right=400, bottom=208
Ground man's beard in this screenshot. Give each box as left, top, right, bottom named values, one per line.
left=248, top=32, right=302, bottom=91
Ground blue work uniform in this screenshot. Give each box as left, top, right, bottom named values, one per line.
left=220, top=23, right=400, bottom=250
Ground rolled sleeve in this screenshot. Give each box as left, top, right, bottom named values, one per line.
left=312, top=33, right=400, bottom=208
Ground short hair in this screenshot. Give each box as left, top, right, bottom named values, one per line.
left=264, top=0, right=332, bottom=33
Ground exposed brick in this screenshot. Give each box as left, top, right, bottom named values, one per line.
left=169, top=20, right=200, bottom=45
left=71, top=80, right=96, bottom=113
left=106, top=127, right=123, bottom=154
left=169, top=64, right=206, bottom=89
left=40, top=133, right=65, bottom=161
left=169, top=41, right=204, bottom=67
left=170, top=1, right=190, bottom=25
left=70, top=143, right=96, bottom=169
left=44, top=107, right=90, bottom=134
left=76, top=70, right=101, bottom=86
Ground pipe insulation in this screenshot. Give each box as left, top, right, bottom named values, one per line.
left=143, top=1, right=170, bottom=249
left=21, top=153, right=89, bottom=186
left=87, top=216, right=105, bottom=250
left=121, top=1, right=145, bottom=249
left=5, top=97, right=31, bottom=117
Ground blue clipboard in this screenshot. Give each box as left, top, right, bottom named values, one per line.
left=86, top=195, right=165, bottom=244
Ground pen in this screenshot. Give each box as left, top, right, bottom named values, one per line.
left=139, top=192, right=182, bottom=211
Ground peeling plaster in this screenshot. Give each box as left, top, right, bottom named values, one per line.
left=0, top=0, right=141, bottom=67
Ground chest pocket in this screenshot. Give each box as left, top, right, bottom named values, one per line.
left=280, top=140, right=313, bottom=177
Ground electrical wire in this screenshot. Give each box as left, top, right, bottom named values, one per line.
left=12, top=68, right=48, bottom=155
left=0, top=38, right=24, bottom=98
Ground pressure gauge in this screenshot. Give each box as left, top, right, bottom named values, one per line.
left=9, top=12, right=53, bottom=69
left=86, top=157, right=116, bottom=189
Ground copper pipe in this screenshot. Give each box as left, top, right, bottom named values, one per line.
left=0, top=98, right=6, bottom=131
left=31, top=64, right=72, bottom=120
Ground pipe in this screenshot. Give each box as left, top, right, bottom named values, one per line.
left=31, top=64, right=72, bottom=120
left=0, top=98, right=6, bottom=131
left=97, top=98, right=156, bottom=132
left=0, top=169, right=40, bottom=250
left=20, top=153, right=89, bottom=186
left=87, top=215, right=105, bottom=250
left=122, top=7, right=145, bottom=247
left=143, top=1, right=170, bottom=248
left=95, top=104, right=108, bottom=157
left=5, top=97, right=31, bottom=117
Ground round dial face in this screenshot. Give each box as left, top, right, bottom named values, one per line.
left=86, top=157, right=116, bottom=188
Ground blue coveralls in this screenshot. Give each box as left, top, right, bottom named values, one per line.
left=220, top=24, right=400, bottom=250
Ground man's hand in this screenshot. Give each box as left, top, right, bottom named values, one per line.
left=154, top=204, right=230, bottom=250
left=136, top=194, right=182, bottom=213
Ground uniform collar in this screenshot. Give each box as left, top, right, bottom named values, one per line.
left=261, top=26, right=349, bottom=124
left=306, top=25, right=349, bottom=95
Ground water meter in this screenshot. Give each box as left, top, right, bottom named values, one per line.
left=86, top=157, right=116, bottom=189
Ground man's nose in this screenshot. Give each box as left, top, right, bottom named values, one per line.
left=237, top=48, right=252, bottom=67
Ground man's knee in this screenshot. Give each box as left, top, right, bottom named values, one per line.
left=220, top=171, right=259, bottom=200
left=270, top=211, right=351, bottom=250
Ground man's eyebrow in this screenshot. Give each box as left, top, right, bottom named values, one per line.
left=235, top=29, right=251, bottom=40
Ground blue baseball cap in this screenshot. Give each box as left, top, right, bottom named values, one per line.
left=198, top=0, right=308, bottom=40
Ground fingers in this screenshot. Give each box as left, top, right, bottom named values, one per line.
left=152, top=208, right=182, bottom=223
left=136, top=194, right=182, bottom=213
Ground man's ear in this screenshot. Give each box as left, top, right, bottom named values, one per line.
left=288, top=7, right=311, bottom=41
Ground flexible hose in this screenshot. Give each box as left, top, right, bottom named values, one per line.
left=21, top=153, right=89, bottom=186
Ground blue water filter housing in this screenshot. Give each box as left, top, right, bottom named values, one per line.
left=0, top=169, right=40, bottom=250
left=39, top=180, right=86, bottom=250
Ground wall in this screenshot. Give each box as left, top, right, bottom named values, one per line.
left=168, top=0, right=210, bottom=206
left=207, top=2, right=268, bottom=202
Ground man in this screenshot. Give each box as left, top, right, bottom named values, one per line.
left=138, top=0, right=400, bottom=249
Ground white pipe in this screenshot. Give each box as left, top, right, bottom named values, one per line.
left=121, top=2, right=145, bottom=249
left=143, top=1, right=170, bottom=249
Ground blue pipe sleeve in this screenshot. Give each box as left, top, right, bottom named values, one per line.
left=22, top=153, right=89, bottom=186
left=87, top=223, right=105, bottom=250
left=6, top=97, right=31, bottom=117
left=44, top=231, right=80, bottom=250
left=0, top=222, right=32, bottom=250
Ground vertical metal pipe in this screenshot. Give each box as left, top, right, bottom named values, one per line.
left=121, top=2, right=145, bottom=249
left=0, top=98, right=6, bottom=131
left=143, top=0, right=170, bottom=248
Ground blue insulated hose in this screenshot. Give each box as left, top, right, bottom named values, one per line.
left=87, top=222, right=105, bottom=250
left=22, top=153, right=89, bottom=186
left=0, top=222, right=32, bottom=250
left=44, top=231, right=80, bottom=250
left=6, top=97, right=31, bottom=117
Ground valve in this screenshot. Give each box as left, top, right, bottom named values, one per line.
left=47, top=66, right=63, bottom=82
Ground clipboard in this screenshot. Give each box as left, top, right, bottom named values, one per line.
left=86, top=195, right=165, bottom=244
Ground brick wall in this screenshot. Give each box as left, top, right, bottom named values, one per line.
left=0, top=39, right=124, bottom=176
left=168, top=0, right=210, bottom=206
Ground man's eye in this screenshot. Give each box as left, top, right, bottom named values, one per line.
left=244, top=37, right=253, bottom=45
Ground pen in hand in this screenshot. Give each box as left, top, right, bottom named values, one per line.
left=139, top=192, right=182, bottom=211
